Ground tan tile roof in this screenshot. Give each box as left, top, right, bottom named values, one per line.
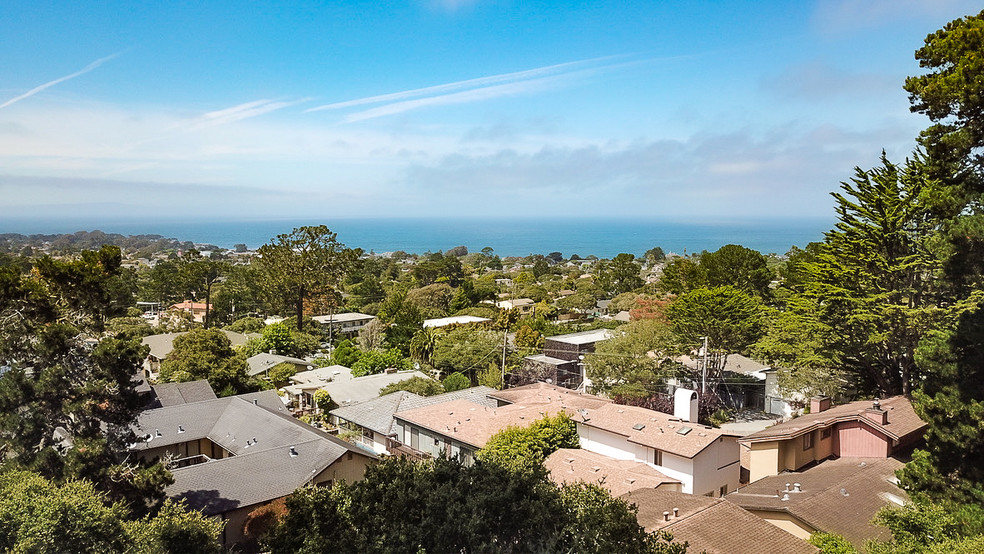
left=578, top=403, right=739, bottom=458
left=728, top=457, right=907, bottom=548
left=487, top=382, right=612, bottom=407
left=394, top=398, right=572, bottom=449
left=544, top=449, right=680, bottom=497
left=623, top=489, right=817, bottom=554
left=740, top=396, right=926, bottom=443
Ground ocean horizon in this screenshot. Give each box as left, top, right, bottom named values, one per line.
left=0, top=216, right=833, bottom=259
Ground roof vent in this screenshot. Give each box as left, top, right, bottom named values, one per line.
left=155, top=429, right=162, bottom=438
left=781, top=493, right=790, bottom=501
left=632, top=423, right=646, bottom=431
left=676, top=426, right=692, bottom=435
left=289, top=446, right=299, bottom=457
left=784, top=483, right=791, bottom=492
left=253, top=399, right=258, bottom=406
left=591, top=466, right=601, bottom=473
left=840, top=488, right=849, bottom=497
left=663, top=511, right=670, bottom=521
left=793, top=483, right=802, bottom=493
left=673, top=508, right=679, bottom=518
left=177, top=425, right=185, bottom=433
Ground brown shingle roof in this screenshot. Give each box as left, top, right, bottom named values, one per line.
left=578, top=403, right=739, bottom=459
left=624, top=488, right=817, bottom=554
left=728, top=457, right=906, bottom=548
left=740, top=396, right=926, bottom=444
left=545, top=449, right=679, bottom=497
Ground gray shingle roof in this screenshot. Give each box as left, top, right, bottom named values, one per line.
left=302, top=370, right=430, bottom=407
left=169, top=436, right=355, bottom=516
left=134, top=391, right=373, bottom=514
left=246, top=352, right=310, bottom=376
left=142, top=330, right=250, bottom=360
left=149, top=380, right=217, bottom=407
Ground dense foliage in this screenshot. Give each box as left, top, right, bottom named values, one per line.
left=264, top=456, right=686, bottom=554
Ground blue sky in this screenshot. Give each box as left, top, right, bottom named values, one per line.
left=0, top=1, right=980, bottom=223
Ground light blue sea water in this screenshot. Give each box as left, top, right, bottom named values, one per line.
left=0, top=217, right=833, bottom=258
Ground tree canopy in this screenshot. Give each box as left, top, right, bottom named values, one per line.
left=158, top=328, right=255, bottom=396
left=264, top=456, right=686, bottom=554
left=256, top=226, right=353, bottom=331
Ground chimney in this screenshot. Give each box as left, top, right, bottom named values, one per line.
left=674, top=388, right=699, bottom=422
left=865, top=402, right=888, bottom=425
left=810, top=396, right=831, bottom=413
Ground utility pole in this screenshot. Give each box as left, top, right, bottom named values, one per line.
left=501, top=327, right=508, bottom=386
left=700, top=336, right=709, bottom=394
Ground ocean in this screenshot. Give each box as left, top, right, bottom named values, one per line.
left=0, top=217, right=833, bottom=258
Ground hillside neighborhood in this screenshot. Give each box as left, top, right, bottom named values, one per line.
left=3, top=7, right=984, bottom=554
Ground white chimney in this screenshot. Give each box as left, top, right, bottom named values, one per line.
left=673, top=388, right=699, bottom=422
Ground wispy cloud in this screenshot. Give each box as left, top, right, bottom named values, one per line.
left=193, top=97, right=312, bottom=128
left=345, top=77, right=559, bottom=122
left=0, top=53, right=121, bottom=110
left=306, top=56, right=622, bottom=119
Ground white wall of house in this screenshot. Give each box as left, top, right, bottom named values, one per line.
left=690, top=437, right=740, bottom=497
left=576, top=422, right=741, bottom=496
left=655, top=451, right=693, bottom=493
left=577, top=425, right=634, bottom=460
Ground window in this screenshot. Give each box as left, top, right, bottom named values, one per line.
left=719, top=484, right=728, bottom=497
left=821, top=428, right=832, bottom=440
left=651, top=449, right=662, bottom=466
left=803, top=433, right=814, bottom=450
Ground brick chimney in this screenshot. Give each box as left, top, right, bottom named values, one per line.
left=810, top=396, right=831, bottom=413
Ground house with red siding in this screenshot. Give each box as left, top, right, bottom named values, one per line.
left=739, top=396, right=926, bottom=483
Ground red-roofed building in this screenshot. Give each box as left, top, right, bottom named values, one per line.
left=171, top=300, right=211, bottom=323
left=740, top=396, right=926, bottom=483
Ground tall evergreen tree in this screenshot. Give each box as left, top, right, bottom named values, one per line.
left=804, top=154, right=941, bottom=395
left=0, top=247, right=171, bottom=515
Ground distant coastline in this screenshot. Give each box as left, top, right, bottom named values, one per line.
left=0, top=216, right=832, bottom=258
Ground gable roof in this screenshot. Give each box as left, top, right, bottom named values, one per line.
left=740, top=396, right=926, bottom=444
left=133, top=391, right=373, bottom=515
left=487, top=382, right=611, bottom=406
left=727, top=457, right=906, bottom=548
left=544, top=448, right=680, bottom=497
left=330, top=386, right=498, bottom=437
left=676, top=353, right=773, bottom=376
left=284, top=370, right=430, bottom=407
left=246, top=352, right=310, bottom=376
left=624, top=488, right=817, bottom=554
left=576, top=402, right=739, bottom=459
left=148, top=380, right=217, bottom=408
left=141, top=330, right=250, bottom=360
left=395, top=386, right=609, bottom=449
